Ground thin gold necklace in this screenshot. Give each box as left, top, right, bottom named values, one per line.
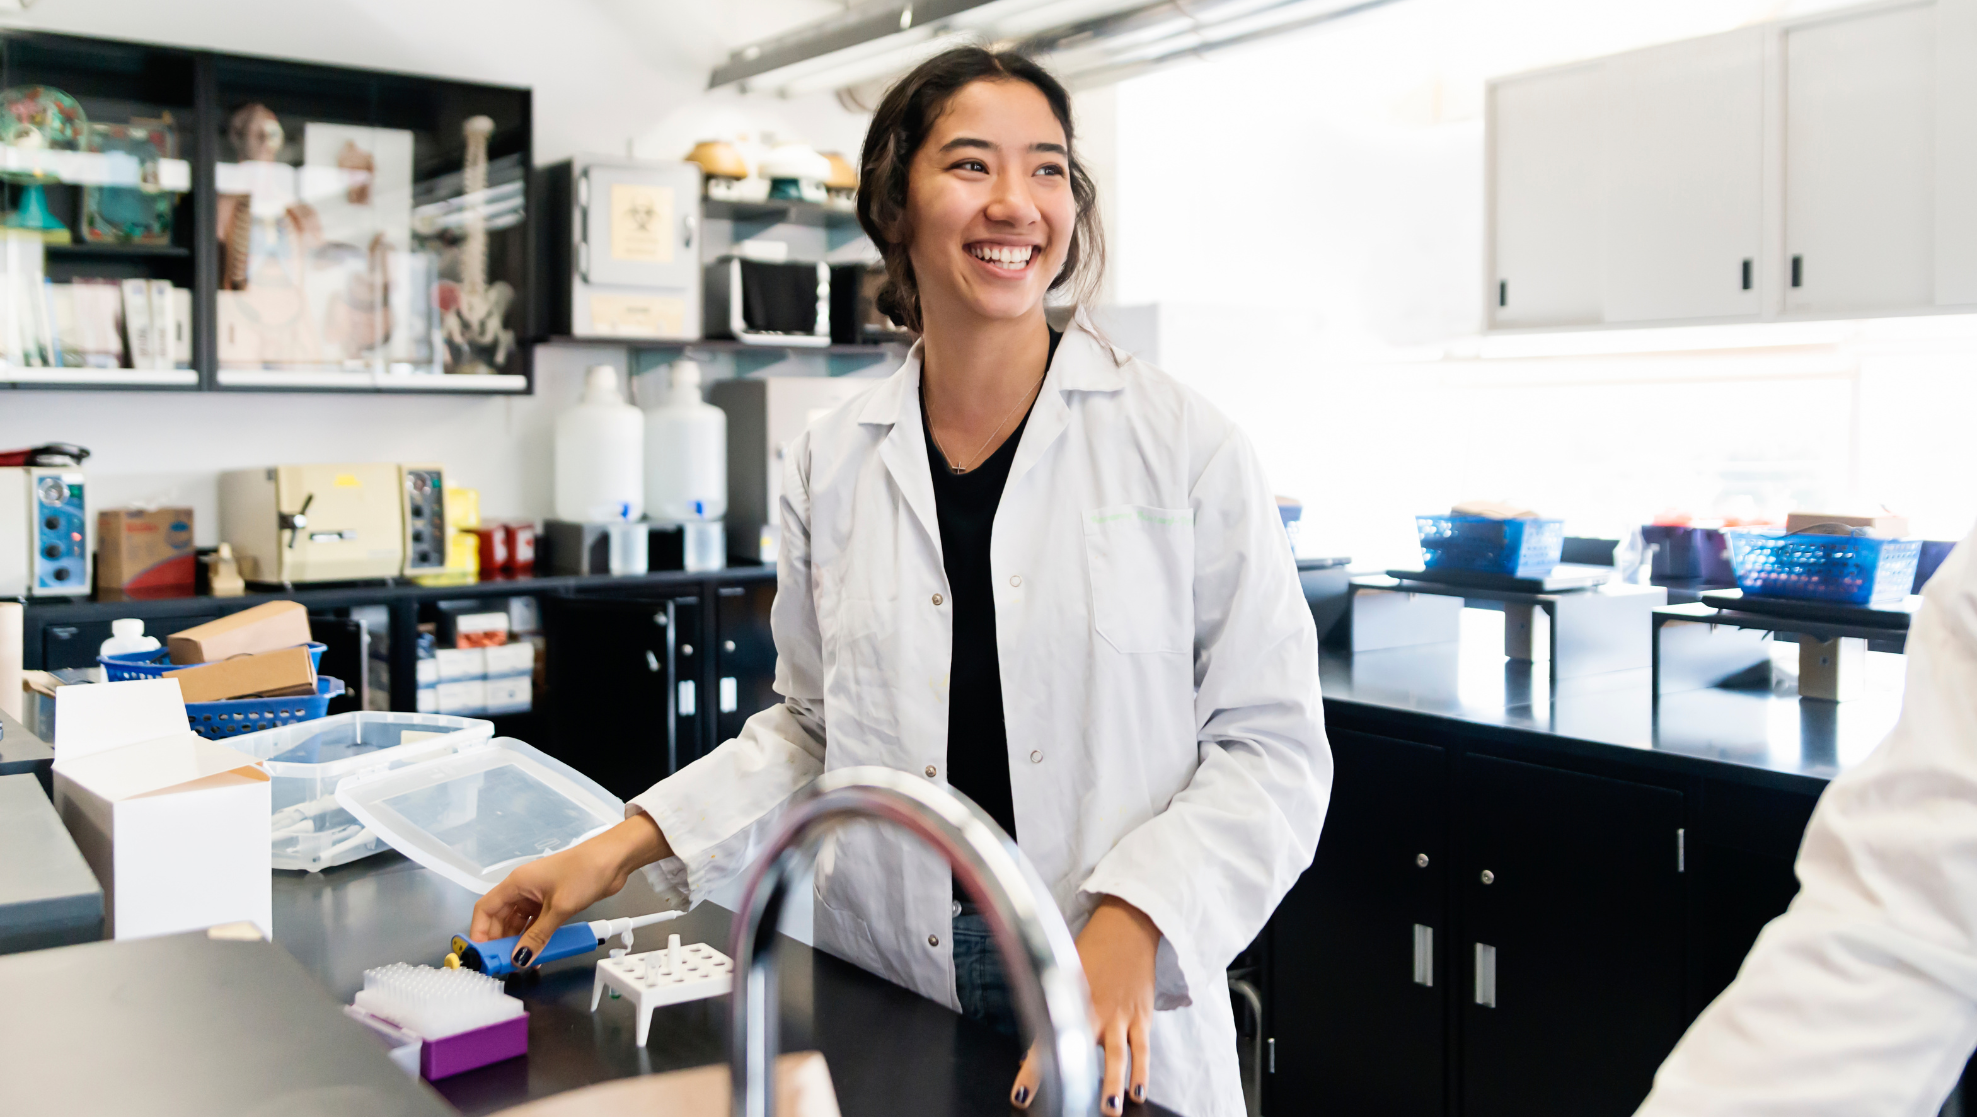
left=923, top=369, right=1045, bottom=474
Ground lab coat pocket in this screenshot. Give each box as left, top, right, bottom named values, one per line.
left=1085, top=505, right=1194, bottom=655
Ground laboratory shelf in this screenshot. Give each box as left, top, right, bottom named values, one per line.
left=2, top=367, right=200, bottom=388
left=701, top=197, right=862, bottom=228
left=44, top=243, right=192, bottom=259
left=214, top=370, right=530, bottom=393
left=0, top=27, right=534, bottom=397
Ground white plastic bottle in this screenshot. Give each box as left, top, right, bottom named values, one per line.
left=644, top=360, right=728, bottom=523
left=99, top=618, right=161, bottom=659
left=555, top=364, right=645, bottom=522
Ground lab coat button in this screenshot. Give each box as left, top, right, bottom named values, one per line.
left=1010, top=574, right=1022, bottom=587
left=928, top=934, right=940, bottom=948
left=932, top=593, right=943, bottom=605
left=925, top=765, right=937, bottom=778
left=1029, top=750, right=1043, bottom=764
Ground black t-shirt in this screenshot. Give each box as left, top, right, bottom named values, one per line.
left=922, top=328, right=1062, bottom=842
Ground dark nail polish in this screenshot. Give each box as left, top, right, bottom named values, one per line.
left=1106, top=1095, right=1121, bottom=1113
left=1133, top=1084, right=1145, bottom=1102
left=1013, top=1085, right=1030, bottom=1105
left=512, top=946, right=534, bottom=968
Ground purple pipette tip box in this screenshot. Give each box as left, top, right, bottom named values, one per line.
left=420, top=1014, right=529, bottom=1080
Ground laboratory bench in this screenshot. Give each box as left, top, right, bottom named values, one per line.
left=1266, top=607, right=1909, bottom=1117
left=6, top=556, right=1939, bottom=1117
left=270, top=850, right=1173, bottom=1117
left=4, top=845, right=1155, bottom=1117
left=17, top=564, right=784, bottom=802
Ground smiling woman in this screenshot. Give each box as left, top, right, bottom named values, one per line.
left=469, top=42, right=1330, bottom=1117
left=855, top=47, right=1105, bottom=335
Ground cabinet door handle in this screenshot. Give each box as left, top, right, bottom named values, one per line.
left=719, top=676, right=738, bottom=713
left=1474, top=942, right=1497, bottom=1008
left=1741, top=258, right=1753, bottom=291
left=1412, top=924, right=1434, bottom=987
left=1498, top=279, right=1507, bottom=308
left=1791, top=255, right=1803, bottom=288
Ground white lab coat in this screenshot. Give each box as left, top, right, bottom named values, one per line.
left=1635, top=527, right=1977, bottom=1117
left=631, top=313, right=1331, bottom=1117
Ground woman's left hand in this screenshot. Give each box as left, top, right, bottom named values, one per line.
left=1012, top=895, right=1160, bottom=1114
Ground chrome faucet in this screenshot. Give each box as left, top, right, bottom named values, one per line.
left=729, top=765, right=1099, bottom=1117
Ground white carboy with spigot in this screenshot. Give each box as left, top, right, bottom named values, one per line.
left=644, top=359, right=727, bottom=571
left=555, top=364, right=645, bottom=523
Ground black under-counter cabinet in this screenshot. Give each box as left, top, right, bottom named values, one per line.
left=1263, top=638, right=1843, bottom=1117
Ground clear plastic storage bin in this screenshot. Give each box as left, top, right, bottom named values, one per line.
left=231, top=711, right=495, bottom=872
left=335, top=737, right=624, bottom=894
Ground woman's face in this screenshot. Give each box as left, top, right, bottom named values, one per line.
left=904, top=78, right=1074, bottom=327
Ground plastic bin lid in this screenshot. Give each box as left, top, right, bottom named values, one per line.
left=233, top=711, right=495, bottom=778
left=334, top=737, right=625, bottom=894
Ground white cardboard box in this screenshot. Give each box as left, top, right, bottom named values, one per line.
left=436, top=679, right=487, bottom=715
left=51, top=678, right=272, bottom=940
left=434, top=647, right=487, bottom=682
left=484, top=675, right=531, bottom=714
left=484, top=642, right=535, bottom=678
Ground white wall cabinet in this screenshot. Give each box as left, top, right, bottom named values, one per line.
left=1600, top=29, right=1766, bottom=324
left=1784, top=3, right=1935, bottom=315
left=1489, top=0, right=1977, bottom=331
left=1490, top=65, right=1604, bottom=327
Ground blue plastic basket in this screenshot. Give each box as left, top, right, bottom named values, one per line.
left=1417, top=515, right=1566, bottom=579
left=1726, top=531, right=1922, bottom=608
left=185, top=676, right=345, bottom=740
left=100, top=642, right=327, bottom=681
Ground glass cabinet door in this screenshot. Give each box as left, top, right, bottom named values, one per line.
left=211, top=56, right=528, bottom=383
left=0, top=34, right=197, bottom=380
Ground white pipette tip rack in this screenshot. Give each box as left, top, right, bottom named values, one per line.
left=349, top=962, right=528, bottom=1080
left=590, top=933, right=735, bottom=1047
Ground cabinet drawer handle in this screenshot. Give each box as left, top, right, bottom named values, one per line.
left=1475, top=942, right=1497, bottom=1008
left=1412, top=924, right=1434, bottom=987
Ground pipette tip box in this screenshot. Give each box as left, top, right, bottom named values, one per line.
left=420, top=1014, right=529, bottom=1079
left=348, top=961, right=528, bottom=1080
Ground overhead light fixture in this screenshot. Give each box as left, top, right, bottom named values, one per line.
left=713, top=0, right=1405, bottom=96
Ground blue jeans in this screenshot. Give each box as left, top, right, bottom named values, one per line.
left=953, top=908, right=1021, bottom=1040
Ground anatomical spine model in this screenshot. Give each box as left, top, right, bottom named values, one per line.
left=441, top=115, right=516, bottom=375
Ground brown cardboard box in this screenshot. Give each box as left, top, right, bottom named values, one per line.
left=164, top=645, right=316, bottom=703
left=1785, top=511, right=1911, bottom=538
left=167, top=601, right=312, bottom=665
left=96, top=508, right=196, bottom=600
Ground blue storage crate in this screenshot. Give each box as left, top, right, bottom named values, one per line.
left=1417, top=515, right=1566, bottom=579
left=185, top=676, right=345, bottom=740
left=100, top=642, right=327, bottom=681
left=1726, top=531, right=1922, bottom=608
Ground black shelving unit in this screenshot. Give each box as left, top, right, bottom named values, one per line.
left=0, top=29, right=533, bottom=395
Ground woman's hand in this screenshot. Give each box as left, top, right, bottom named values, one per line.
left=1012, top=895, right=1160, bottom=1114
left=468, top=813, right=671, bottom=968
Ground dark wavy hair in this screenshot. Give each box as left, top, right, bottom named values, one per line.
left=855, top=46, right=1105, bottom=334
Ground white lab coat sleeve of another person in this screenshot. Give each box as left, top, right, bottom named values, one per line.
left=629, top=430, right=827, bottom=906
left=1635, top=528, right=1977, bottom=1117
left=1078, top=418, right=1334, bottom=1020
